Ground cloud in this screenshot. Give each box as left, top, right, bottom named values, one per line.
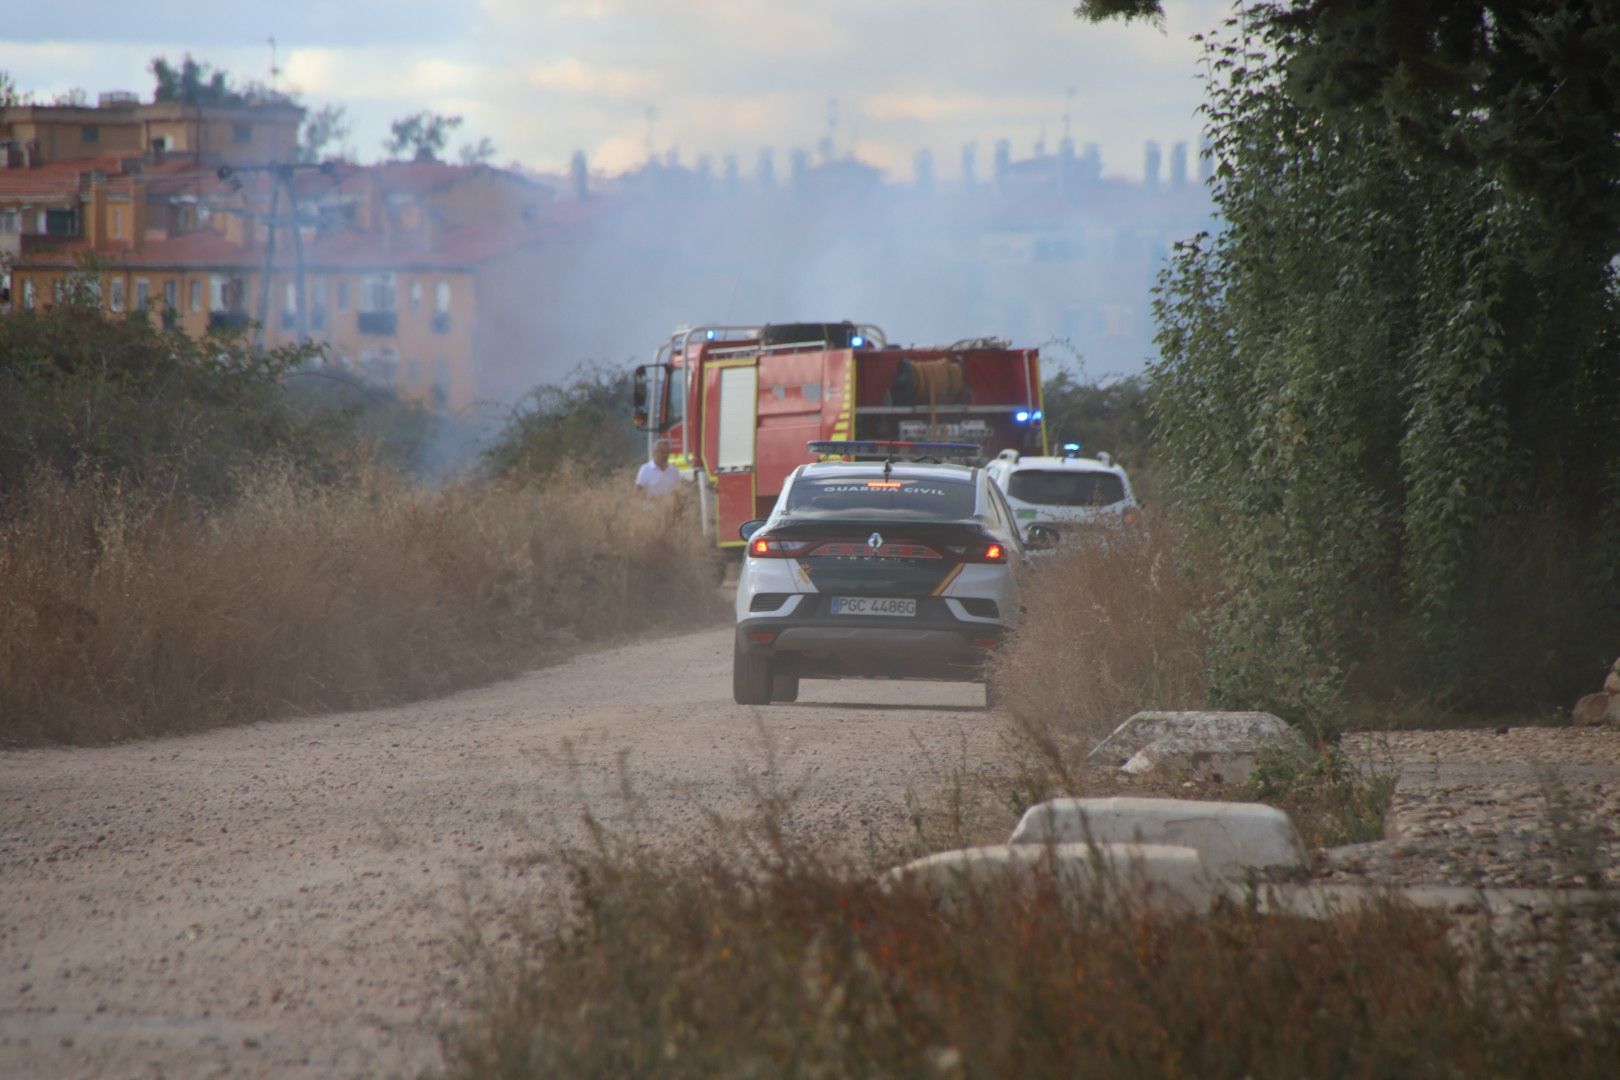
left=527, top=59, right=654, bottom=100
left=6, top=0, right=1234, bottom=178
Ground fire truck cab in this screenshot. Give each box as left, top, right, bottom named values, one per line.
left=633, top=321, right=1046, bottom=548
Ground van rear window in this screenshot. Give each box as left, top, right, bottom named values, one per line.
left=1006, top=469, right=1125, bottom=507
left=785, top=476, right=976, bottom=520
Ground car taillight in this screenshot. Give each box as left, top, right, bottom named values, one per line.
left=950, top=543, right=1007, bottom=563
left=749, top=536, right=813, bottom=558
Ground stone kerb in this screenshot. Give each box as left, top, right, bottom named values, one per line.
left=882, top=842, right=1222, bottom=912
left=1009, top=797, right=1309, bottom=878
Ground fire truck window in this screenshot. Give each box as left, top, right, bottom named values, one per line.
left=668, top=366, right=686, bottom=425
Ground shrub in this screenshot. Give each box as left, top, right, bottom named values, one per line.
left=0, top=300, right=328, bottom=505
left=483, top=364, right=645, bottom=481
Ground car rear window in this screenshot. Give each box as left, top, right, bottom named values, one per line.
left=1006, top=469, right=1126, bottom=507
left=784, top=475, right=977, bottom=520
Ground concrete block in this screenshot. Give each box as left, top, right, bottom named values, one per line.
left=1008, top=797, right=1308, bottom=877
left=882, top=842, right=1223, bottom=912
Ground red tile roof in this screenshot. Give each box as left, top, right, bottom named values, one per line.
left=15, top=222, right=546, bottom=271
left=0, top=156, right=126, bottom=199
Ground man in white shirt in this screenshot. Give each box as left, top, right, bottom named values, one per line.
left=635, top=438, right=683, bottom=496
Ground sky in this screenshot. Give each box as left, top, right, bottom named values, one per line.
left=4, top=0, right=1233, bottom=182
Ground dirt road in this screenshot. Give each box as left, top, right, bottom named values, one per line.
left=0, top=626, right=998, bottom=1078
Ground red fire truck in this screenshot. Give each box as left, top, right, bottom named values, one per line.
left=632, top=321, right=1046, bottom=548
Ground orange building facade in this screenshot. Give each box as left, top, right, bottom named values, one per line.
left=2, top=96, right=551, bottom=411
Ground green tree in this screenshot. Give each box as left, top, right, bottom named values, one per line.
left=1148, top=5, right=1620, bottom=719
left=299, top=104, right=351, bottom=163
left=0, top=69, right=28, bottom=106
left=458, top=136, right=497, bottom=166
left=149, top=55, right=247, bottom=107
left=384, top=111, right=463, bottom=163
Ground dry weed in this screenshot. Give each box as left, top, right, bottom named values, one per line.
left=992, top=525, right=1214, bottom=784
left=0, top=465, right=722, bottom=745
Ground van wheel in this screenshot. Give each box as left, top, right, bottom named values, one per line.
left=733, top=642, right=774, bottom=705
left=770, top=671, right=799, bottom=703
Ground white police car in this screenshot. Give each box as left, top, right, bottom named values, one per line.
left=734, top=441, right=1025, bottom=706
left=984, top=443, right=1140, bottom=547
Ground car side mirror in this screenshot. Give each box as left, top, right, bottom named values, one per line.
left=1025, top=524, right=1060, bottom=550
left=739, top=519, right=766, bottom=541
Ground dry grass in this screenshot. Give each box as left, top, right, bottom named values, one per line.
left=992, top=525, right=1215, bottom=788
left=442, top=823, right=1620, bottom=1079
left=0, top=464, right=723, bottom=745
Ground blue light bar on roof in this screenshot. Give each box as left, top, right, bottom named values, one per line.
left=808, top=439, right=981, bottom=460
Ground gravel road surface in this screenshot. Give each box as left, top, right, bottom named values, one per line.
left=6, top=626, right=1617, bottom=1077
left=1, top=626, right=997, bottom=1078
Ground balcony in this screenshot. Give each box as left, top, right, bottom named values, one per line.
left=358, top=310, right=398, bottom=336
left=208, top=311, right=250, bottom=332
left=431, top=311, right=452, bottom=335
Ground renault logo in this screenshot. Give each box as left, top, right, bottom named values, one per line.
left=867, top=532, right=883, bottom=551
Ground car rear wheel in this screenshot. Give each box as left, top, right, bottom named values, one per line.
left=770, top=671, right=799, bottom=703
left=733, top=642, right=774, bottom=705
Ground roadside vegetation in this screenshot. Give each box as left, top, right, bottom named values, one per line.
left=0, top=300, right=720, bottom=746
left=442, top=815, right=1619, bottom=1079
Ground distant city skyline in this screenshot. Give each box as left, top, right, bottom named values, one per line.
left=4, top=0, right=1231, bottom=181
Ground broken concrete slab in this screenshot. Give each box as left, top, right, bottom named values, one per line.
left=1087, top=710, right=1312, bottom=784
left=1088, top=710, right=1303, bottom=766
left=1008, top=797, right=1309, bottom=878
left=882, top=841, right=1224, bottom=912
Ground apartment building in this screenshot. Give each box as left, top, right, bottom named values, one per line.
left=3, top=95, right=553, bottom=411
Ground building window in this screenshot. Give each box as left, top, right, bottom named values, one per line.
left=431, top=360, right=451, bottom=408
left=409, top=281, right=422, bottom=311
left=134, top=278, right=150, bottom=311
left=336, top=279, right=350, bottom=311
left=0, top=211, right=17, bottom=234
left=360, top=273, right=396, bottom=312
left=22, top=279, right=36, bottom=310
left=431, top=280, right=453, bottom=333
left=189, top=279, right=201, bottom=313
left=284, top=282, right=298, bottom=314
left=233, top=123, right=253, bottom=143
left=112, top=207, right=123, bottom=239
left=357, top=273, right=398, bottom=335
left=44, top=209, right=78, bottom=236
left=82, top=125, right=100, bottom=144
left=109, top=278, right=126, bottom=313
left=164, top=279, right=178, bottom=311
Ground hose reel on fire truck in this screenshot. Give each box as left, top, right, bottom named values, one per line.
left=888, top=356, right=969, bottom=439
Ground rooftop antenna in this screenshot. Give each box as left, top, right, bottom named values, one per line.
left=823, top=97, right=838, bottom=161
left=267, top=36, right=280, bottom=95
